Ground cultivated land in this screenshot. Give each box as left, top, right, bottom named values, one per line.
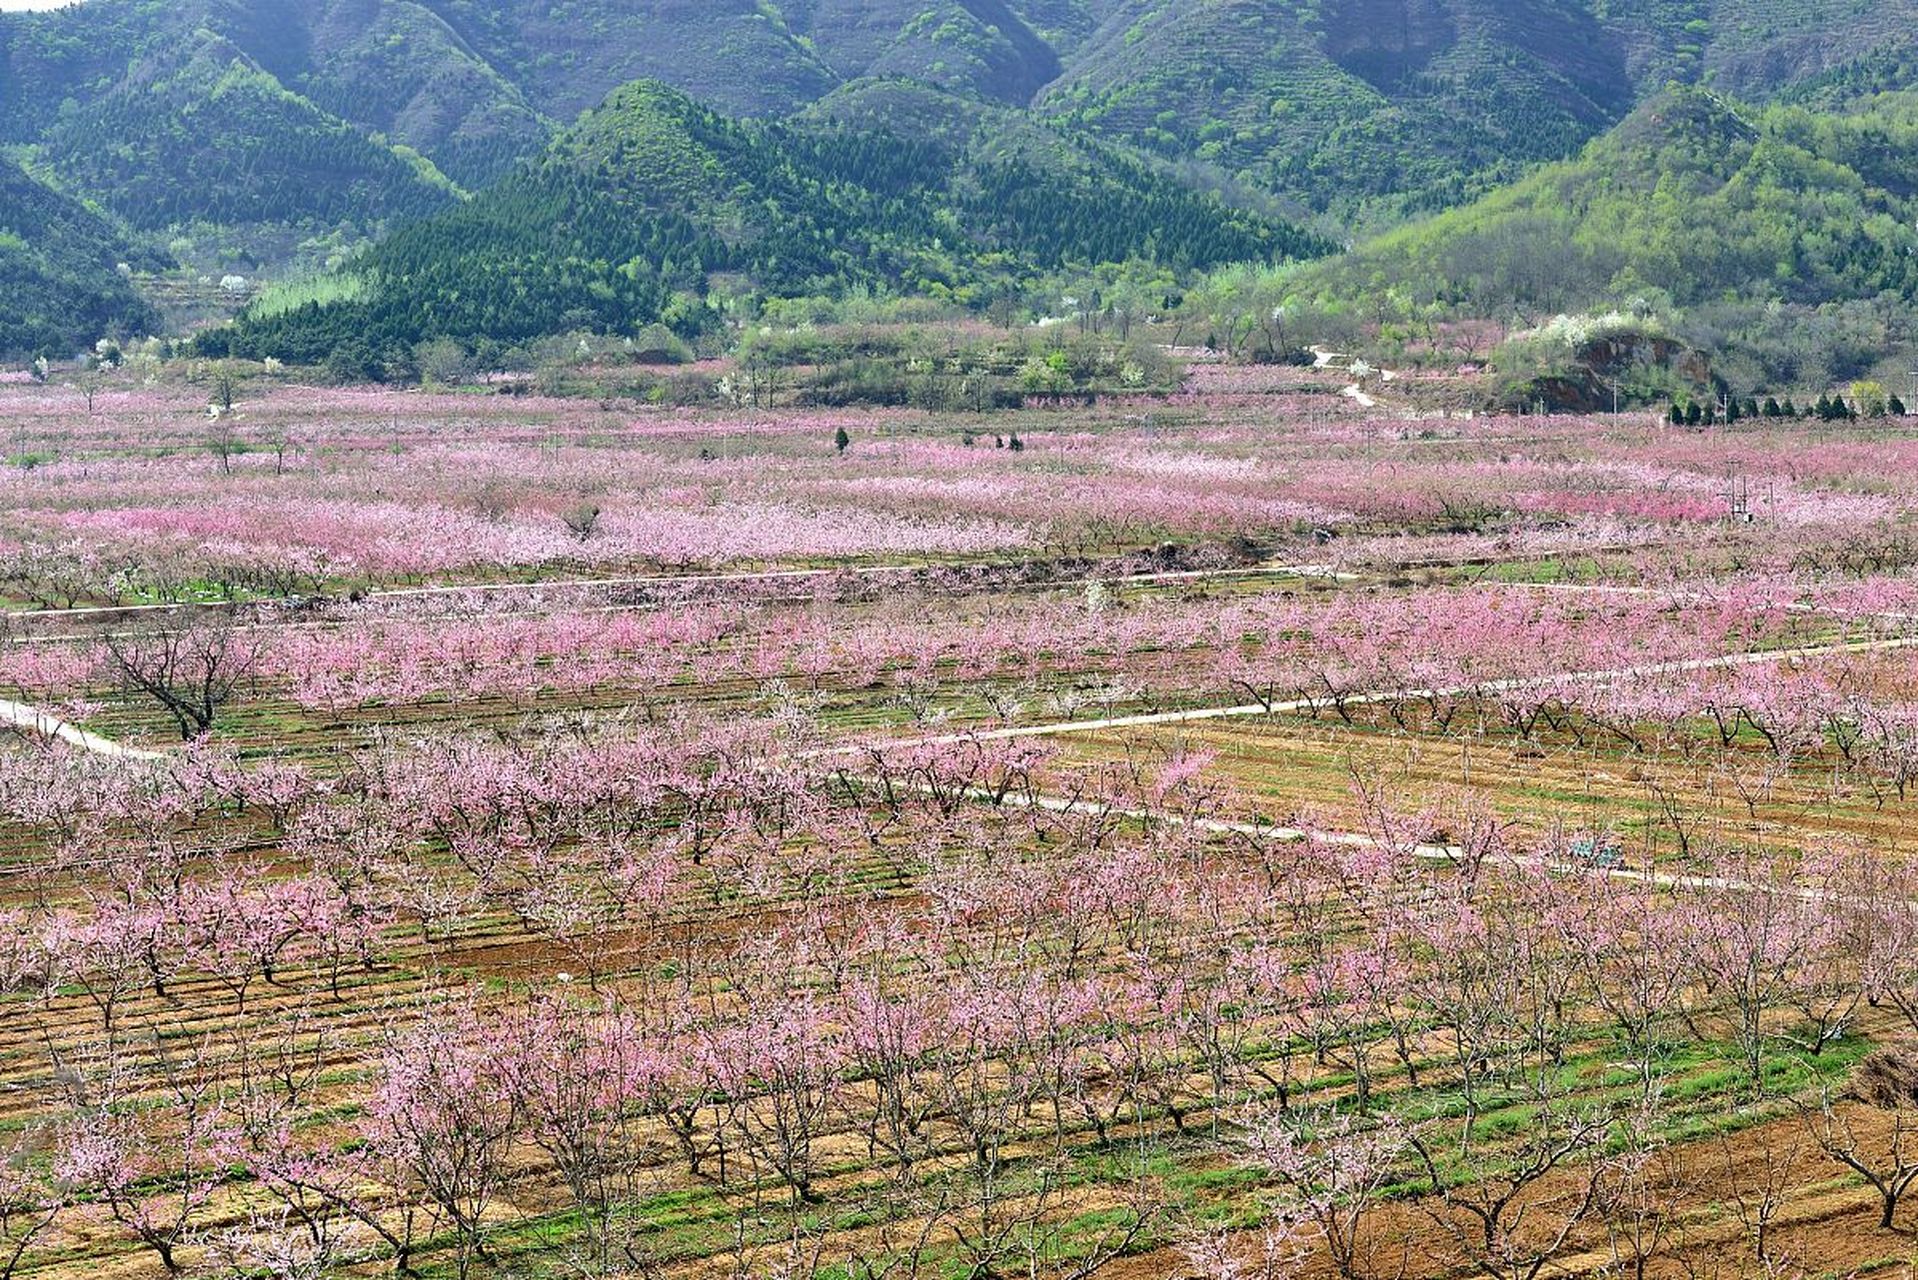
left=11, top=368, right=1918, bottom=1280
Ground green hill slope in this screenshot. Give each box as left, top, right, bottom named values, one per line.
left=1289, top=85, right=1918, bottom=385
left=414, top=0, right=838, bottom=119
left=33, top=29, right=460, bottom=235
left=9, top=0, right=1918, bottom=254
left=258, top=0, right=550, bottom=188
left=1700, top=0, right=1918, bottom=98
left=212, top=78, right=1331, bottom=360
left=784, top=0, right=1062, bottom=104
left=1036, top=0, right=1635, bottom=220
left=1303, top=88, right=1918, bottom=310
left=0, top=0, right=549, bottom=190
left=0, top=158, right=166, bottom=357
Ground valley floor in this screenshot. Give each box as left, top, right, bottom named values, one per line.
left=6, top=371, right=1918, bottom=1278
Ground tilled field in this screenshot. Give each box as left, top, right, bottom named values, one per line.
left=9, top=388, right=1918, bottom=1279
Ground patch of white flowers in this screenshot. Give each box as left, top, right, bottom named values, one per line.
left=1516, top=310, right=1665, bottom=350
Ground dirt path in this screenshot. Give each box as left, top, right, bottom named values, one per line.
left=1313, top=345, right=1390, bottom=409
left=0, top=559, right=1352, bottom=628
left=864, top=631, right=1918, bottom=753
left=0, top=697, right=163, bottom=759
left=873, top=764, right=1867, bottom=909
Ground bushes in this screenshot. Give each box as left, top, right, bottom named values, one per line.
left=796, top=357, right=917, bottom=407
left=775, top=327, right=1170, bottom=408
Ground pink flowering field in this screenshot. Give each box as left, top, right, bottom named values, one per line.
left=8, top=379, right=1918, bottom=1280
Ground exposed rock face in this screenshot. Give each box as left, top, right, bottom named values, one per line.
left=1576, top=332, right=1711, bottom=385
left=1498, top=327, right=1712, bottom=414
left=1319, top=0, right=1459, bottom=91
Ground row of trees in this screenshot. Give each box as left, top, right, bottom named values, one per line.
left=2, top=717, right=1917, bottom=1279
left=20, top=577, right=1918, bottom=773
left=1671, top=388, right=1910, bottom=425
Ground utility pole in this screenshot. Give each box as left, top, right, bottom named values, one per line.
left=1724, top=473, right=1753, bottom=523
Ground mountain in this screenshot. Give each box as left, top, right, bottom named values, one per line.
left=414, top=0, right=837, bottom=120
left=1003, top=0, right=1120, bottom=53
left=249, top=0, right=550, bottom=189
left=7, top=1, right=1917, bottom=234
left=1034, top=0, right=1635, bottom=219
left=1701, top=0, right=1918, bottom=98
left=31, top=28, right=462, bottom=235
left=8, top=0, right=1918, bottom=358
left=10, top=0, right=1917, bottom=244
left=0, top=157, right=166, bottom=357
left=1030, top=0, right=1918, bottom=222
left=211, top=78, right=1331, bottom=362
left=1291, top=85, right=1918, bottom=386
left=782, top=0, right=1062, bottom=104
left=0, top=0, right=548, bottom=188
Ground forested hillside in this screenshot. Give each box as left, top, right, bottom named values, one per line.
left=0, top=158, right=165, bottom=357
left=1290, top=86, right=1918, bottom=388
left=34, top=30, right=460, bottom=234
left=7, top=0, right=1911, bottom=247
left=1034, top=0, right=1633, bottom=219
left=1304, top=87, right=1918, bottom=310
left=6, top=0, right=1918, bottom=362
left=211, top=79, right=1329, bottom=364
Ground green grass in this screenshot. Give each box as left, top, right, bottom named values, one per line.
left=242, top=272, right=370, bottom=320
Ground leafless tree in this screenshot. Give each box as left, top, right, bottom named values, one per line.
left=1716, top=1121, right=1805, bottom=1271
left=561, top=503, right=602, bottom=540
left=1407, top=1092, right=1612, bottom=1280
left=74, top=368, right=104, bottom=415
left=0, top=1125, right=62, bottom=1280
left=1803, top=1049, right=1918, bottom=1230
left=1594, top=1100, right=1695, bottom=1280
left=207, top=417, right=239, bottom=475
left=101, top=614, right=260, bottom=740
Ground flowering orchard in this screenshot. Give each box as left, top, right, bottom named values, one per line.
left=5, top=382, right=1917, bottom=602
left=9, top=383, right=1918, bottom=1278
